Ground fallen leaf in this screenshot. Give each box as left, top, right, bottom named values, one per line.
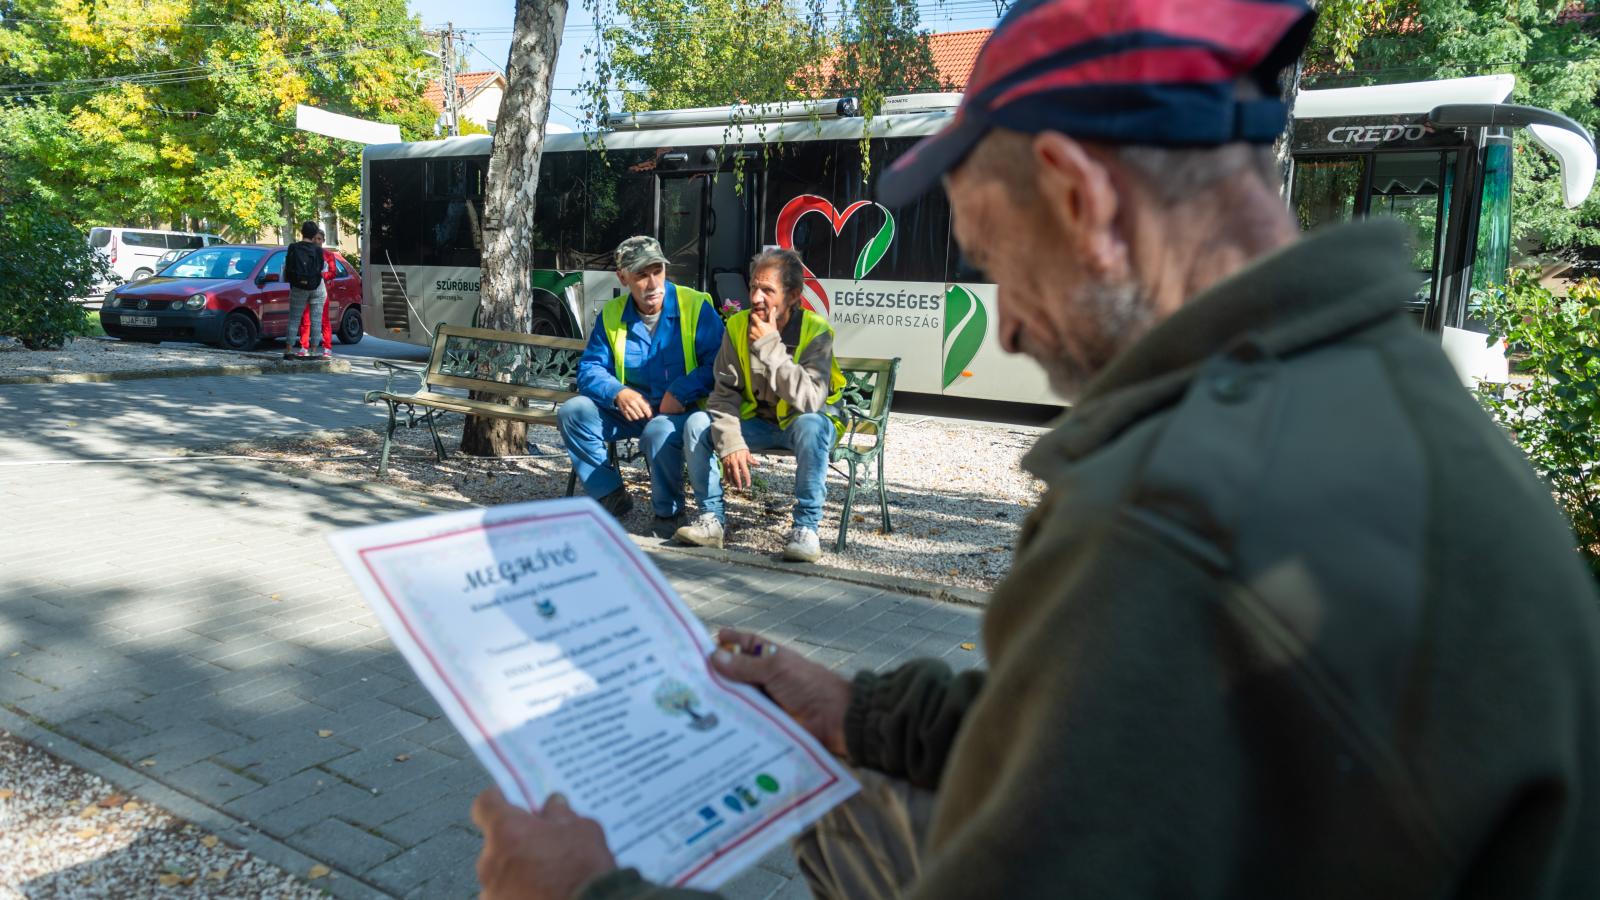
left=201, top=835, right=219, bottom=849
left=959, top=642, right=976, bottom=651
left=852, top=514, right=865, bottom=523
left=97, top=793, right=127, bottom=808
left=316, top=729, right=333, bottom=738
left=270, top=593, right=282, bottom=601
left=75, top=827, right=99, bottom=839
left=0, top=789, right=14, bottom=800
left=182, top=873, right=198, bottom=886
left=948, top=568, right=958, bottom=577
left=79, top=805, right=99, bottom=818
left=157, top=874, right=181, bottom=887
left=207, top=870, right=227, bottom=882
left=393, top=754, right=410, bottom=762
left=7, top=651, right=17, bottom=657
left=123, top=801, right=141, bottom=812
left=308, top=864, right=331, bottom=880
left=138, top=759, right=157, bottom=767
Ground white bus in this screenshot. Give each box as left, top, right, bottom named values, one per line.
left=360, top=94, right=1057, bottom=405
left=361, top=78, right=1594, bottom=400
left=1289, top=74, right=1595, bottom=382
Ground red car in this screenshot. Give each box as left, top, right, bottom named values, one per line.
left=99, top=244, right=364, bottom=351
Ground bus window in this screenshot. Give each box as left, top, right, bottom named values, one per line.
left=659, top=174, right=707, bottom=288
left=1470, top=141, right=1513, bottom=307
left=832, top=138, right=951, bottom=283
left=425, top=158, right=486, bottom=267
left=1367, top=151, right=1453, bottom=315
left=368, top=158, right=428, bottom=267
left=530, top=152, right=585, bottom=270
left=584, top=150, right=657, bottom=269
left=1291, top=155, right=1363, bottom=231
left=765, top=141, right=840, bottom=277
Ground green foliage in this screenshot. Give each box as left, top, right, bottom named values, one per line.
left=1304, top=0, right=1600, bottom=255
left=0, top=0, right=437, bottom=236
left=1477, top=269, right=1600, bottom=578
left=578, top=0, right=944, bottom=177
left=0, top=161, right=112, bottom=349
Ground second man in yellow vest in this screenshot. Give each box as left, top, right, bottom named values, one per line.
left=675, top=248, right=846, bottom=562
left=559, top=236, right=726, bottom=534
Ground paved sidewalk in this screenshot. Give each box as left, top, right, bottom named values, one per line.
left=0, top=372, right=985, bottom=898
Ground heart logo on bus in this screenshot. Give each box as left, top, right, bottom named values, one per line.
left=774, top=195, right=896, bottom=313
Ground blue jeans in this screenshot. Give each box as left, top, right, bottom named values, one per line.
left=557, top=396, right=696, bottom=518
left=687, top=411, right=833, bottom=530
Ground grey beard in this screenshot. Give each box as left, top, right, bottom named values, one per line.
left=1040, top=276, right=1154, bottom=403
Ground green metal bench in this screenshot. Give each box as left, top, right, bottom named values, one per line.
left=755, top=356, right=901, bottom=551
left=364, top=324, right=586, bottom=477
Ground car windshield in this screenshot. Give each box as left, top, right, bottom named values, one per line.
left=162, top=247, right=268, bottom=279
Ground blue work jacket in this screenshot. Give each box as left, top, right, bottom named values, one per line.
left=576, top=282, right=726, bottom=410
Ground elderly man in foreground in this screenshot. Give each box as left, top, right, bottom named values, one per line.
left=475, top=0, right=1600, bottom=897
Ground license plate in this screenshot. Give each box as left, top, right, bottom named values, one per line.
left=123, top=316, right=157, bottom=327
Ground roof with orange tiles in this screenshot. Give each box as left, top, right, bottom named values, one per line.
left=421, top=71, right=505, bottom=113
left=929, top=28, right=991, bottom=89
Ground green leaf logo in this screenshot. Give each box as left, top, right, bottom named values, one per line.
left=853, top=211, right=895, bottom=280
left=943, top=284, right=987, bottom=389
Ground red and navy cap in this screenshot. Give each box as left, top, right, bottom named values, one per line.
left=876, top=0, right=1316, bottom=207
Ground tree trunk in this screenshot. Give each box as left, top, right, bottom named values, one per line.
left=459, top=0, right=570, bottom=457
left=1276, top=55, right=1304, bottom=198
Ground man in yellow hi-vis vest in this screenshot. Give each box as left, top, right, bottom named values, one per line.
left=558, top=236, right=726, bottom=534
left=675, top=248, right=845, bottom=562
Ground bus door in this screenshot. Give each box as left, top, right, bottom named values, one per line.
left=1290, top=115, right=1478, bottom=331
left=654, top=154, right=759, bottom=308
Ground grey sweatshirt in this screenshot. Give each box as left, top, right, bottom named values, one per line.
left=705, top=312, right=834, bottom=455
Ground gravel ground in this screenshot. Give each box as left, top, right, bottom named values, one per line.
left=0, top=733, right=327, bottom=899
left=0, top=337, right=263, bottom=377
left=197, top=413, right=1046, bottom=593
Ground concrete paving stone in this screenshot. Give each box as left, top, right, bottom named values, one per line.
left=163, top=759, right=265, bottom=806
left=233, top=700, right=358, bottom=742
left=293, top=620, right=381, bottom=651
left=0, top=673, right=50, bottom=703
left=793, top=643, right=854, bottom=672
left=19, top=687, right=149, bottom=724
left=391, top=716, right=455, bottom=748
left=755, top=845, right=800, bottom=879
left=407, top=865, right=482, bottom=900
left=289, top=644, right=377, bottom=678
left=767, top=876, right=813, bottom=899
left=56, top=709, right=152, bottom=749
left=293, top=669, right=407, bottom=710
left=320, top=706, right=429, bottom=749
left=720, top=864, right=789, bottom=900
left=365, top=826, right=482, bottom=894
left=255, top=781, right=380, bottom=840
left=107, top=721, right=250, bottom=773
left=331, top=744, right=457, bottom=795
left=362, top=780, right=476, bottom=841
left=222, top=769, right=341, bottom=820
left=378, top=683, right=443, bottom=718
left=785, top=604, right=845, bottom=633
left=209, top=640, right=311, bottom=672
left=215, top=729, right=360, bottom=782
left=427, top=730, right=472, bottom=761
left=288, top=818, right=404, bottom=874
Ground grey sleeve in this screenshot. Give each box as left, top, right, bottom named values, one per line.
left=753, top=329, right=832, bottom=414
left=705, top=336, right=746, bottom=456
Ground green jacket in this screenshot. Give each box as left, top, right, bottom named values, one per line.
left=583, top=221, right=1600, bottom=898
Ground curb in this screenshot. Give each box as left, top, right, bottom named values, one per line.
left=0, top=358, right=351, bottom=385
left=0, top=705, right=394, bottom=900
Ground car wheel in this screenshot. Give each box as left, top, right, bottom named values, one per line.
left=132, top=268, right=154, bottom=281
left=337, top=306, right=364, bottom=345
left=220, top=311, right=260, bottom=351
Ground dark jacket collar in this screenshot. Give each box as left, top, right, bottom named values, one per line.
left=1026, top=219, right=1419, bottom=473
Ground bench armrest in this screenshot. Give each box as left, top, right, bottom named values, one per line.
left=367, top=359, right=428, bottom=400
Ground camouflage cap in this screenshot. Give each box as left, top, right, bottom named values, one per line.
left=615, top=235, right=669, bottom=273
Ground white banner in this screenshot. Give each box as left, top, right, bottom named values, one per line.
left=295, top=104, right=402, bottom=145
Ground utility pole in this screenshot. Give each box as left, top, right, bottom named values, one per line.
left=441, top=23, right=461, bottom=137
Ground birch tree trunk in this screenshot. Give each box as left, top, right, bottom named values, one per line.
left=459, top=0, right=569, bottom=457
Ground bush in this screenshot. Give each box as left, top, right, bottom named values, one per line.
left=1476, top=269, right=1600, bottom=579
left=0, top=181, right=111, bottom=350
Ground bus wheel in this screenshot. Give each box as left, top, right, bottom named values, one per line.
left=529, top=303, right=567, bottom=337
left=338, top=307, right=364, bottom=345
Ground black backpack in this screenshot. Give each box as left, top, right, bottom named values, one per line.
left=284, top=241, right=323, bottom=290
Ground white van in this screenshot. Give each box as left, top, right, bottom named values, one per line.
left=88, top=227, right=226, bottom=292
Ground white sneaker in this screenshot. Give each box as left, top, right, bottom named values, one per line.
left=674, top=513, right=725, bottom=549
left=782, top=525, right=821, bottom=563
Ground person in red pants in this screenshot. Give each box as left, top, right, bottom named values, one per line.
left=296, top=228, right=338, bottom=358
